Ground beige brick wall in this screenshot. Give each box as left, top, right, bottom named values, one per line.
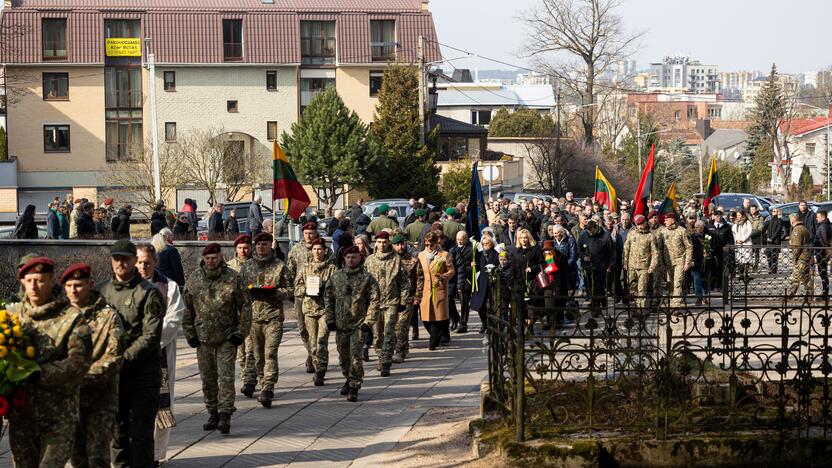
left=73, top=187, right=99, bottom=204
left=336, top=66, right=381, bottom=124
left=0, top=188, right=17, bottom=213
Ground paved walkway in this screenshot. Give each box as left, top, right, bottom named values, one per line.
left=0, top=315, right=487, bottom=467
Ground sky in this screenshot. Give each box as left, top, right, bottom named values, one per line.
left=429, top=0, right=831, bottom=75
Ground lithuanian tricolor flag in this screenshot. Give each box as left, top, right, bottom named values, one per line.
left=657, top=182, right=680, bottom=223
left=272, top=140, right=310, bottom=219
left=703, top=156, right=721, bottom=211
left=593, top=166, right=617, bottom=213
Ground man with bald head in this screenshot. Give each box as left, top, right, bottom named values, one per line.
left=450, top=231, right=474, bottom=333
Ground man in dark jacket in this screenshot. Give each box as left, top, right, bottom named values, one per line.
left=764, top=207, right=785, bottom=273
left=224, top=209, right=240, bottom=237
left=113, top=205, right=132, bottom=239
left=799, top=200, right=818, bottom=244
left=207, top=203, right=225, bottom=240
left=815, top=210, right=832, bottom=298
left=46, top=202, right=60, bottom=239
left=706, top=209, right=733, bottom=291
left=577, top=219, right=613, bottom=307
left=449, top=231, right=474, bottom=333
left=150, top=200, right=167, bottom=235
left=248, top=195, right=264, bottom=235
left=77, top=202, right=98, bottom=239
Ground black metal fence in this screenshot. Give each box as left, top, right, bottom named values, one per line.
left=724, top=245, right=832, bottom=302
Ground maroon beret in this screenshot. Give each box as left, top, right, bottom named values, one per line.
left=664, top=212, right=676, bottom=221
left=253, top=233, right=273, bottom=244
left=375, top=231, right=390, bottom=240
left=233, top=234, right=251, bottom=246
left=648, top=209, right=658, bottom=219
left=634, top=214, right=646, bottom=225
left=60, top=263, right=91, bottom=284
left=310, top=237, right=327, bottom=248
left=103, top=197, right=114, bottom=205
left=202, top=243, right=222, bottom=256
left=342, top=245, right=361, bottom=256
left=302, top=221, right=318, bottom=232
left=18, top=257, right=55, bottom=279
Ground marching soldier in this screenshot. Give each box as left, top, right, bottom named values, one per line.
left=622, top=215, right=659, bottom=308
left=325, top=246, right=381, bottom=402
left=298, top=238, right=336, bottom=386
left=8, top=257, right=92, bottom=468
left=787, top=213, right=813, bottom=297
left=184, top=243, right=249, bottom=434
left=662, top=213, right=693, bottom=307
left=227, top=234, right=257, bottom=397
left=391, top=233, right=418, bottom=363
left=405, top=209, right=427, bottom=243
left=288, top=221, right=328, bottom=374
left=648, top=210, right=669, bottom=307
left=240, top=233, right=292, bottom=408
left=66, top=263, right=124, bottom=468
left=365, top=203, right=397, bottom=236
left=364, top=231, right=409, bottom=376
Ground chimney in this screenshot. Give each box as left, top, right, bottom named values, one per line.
left=421, top=0, right=430, bottom=11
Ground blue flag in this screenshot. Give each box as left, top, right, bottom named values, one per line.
left=465, top=161, right=488, bottom=241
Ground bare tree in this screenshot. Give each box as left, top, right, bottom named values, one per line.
left=521, top=0, right=642, bottom=144
left=522, top=136, right=576, bottom=196
left=595, top=90, right=630, bottom=157
left=100, top=140, right=184, bottom=215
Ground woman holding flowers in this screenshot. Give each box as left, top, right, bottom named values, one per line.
left=415, top=231, right=456, bottom=350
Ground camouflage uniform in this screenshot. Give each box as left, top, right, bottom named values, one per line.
left=650, top=226, right=669, bottom=305
left=364, top=250, right=409, bottom=371
left=299, top=259, right=337, bottom=374
left=788, top=222, right=813, bottom=296
left=226, top=256, right=257, bottom=388
left=663, top=223, right=693, bottom=307
left=623, top=229, right=659, bottom=308
left=394, top=250, right=419, bottom=358
left=71, top=293, right=124, bottom=468
left=288, top=242, right=330, bottom=362
left=324, top=266, right=381, bottom=389
left=240, top=251, right=292, bottom=392
left=365, top=215, right=397, bottom=236
left=7, top=298, right=92, bottom=468
left=184, top=262, right=250, bottom=414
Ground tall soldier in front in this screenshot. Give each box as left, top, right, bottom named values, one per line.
left=227, top=233, right=258, bottom=397
left=325, top=246, right=381, bottom=402
left=363, top=231, right=409, bottom=376
left=287, top=221, right=328, bottom=374
left=66, top=263, right=125, bottom=468
left=297, top=238, right=336, bottom=385
left=662, top=213, right=693, bottom=307
left=391, top=233, right=418, bottom=363
left=98, top=240, right=165, bottom=467
left=8, top=257, right=92, bottom=468
left=240, top=232, right=292, bottom=408
left=184, top=243, right=250, bottom=434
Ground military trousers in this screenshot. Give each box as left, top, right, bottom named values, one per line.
left=112, top=364, right=161, bottom=468
left=10, top=411, right=78, bottom=468
left=651, top=265, right=666, bottom=307
left=667, top=262, right=686, bottom=307
left=304, top=314, right=330, bottom=373
left=295, top=296, right=311, bottom=357
left=72, top=380, right=119, bottom=468
left=787, top=260, right=813, bottom=297
left=627, top=268, right=651, bottom=308
left=395, top=304, right=415, bottom=354
left=250, top=320, right=284, bottom=392
left=238, top=335, right=257, bottom=386
left=373, top=306, right=399, bottom=369
left=198, top=341, right=238, bottom=414
left=336, top=328, right=365, bottom=389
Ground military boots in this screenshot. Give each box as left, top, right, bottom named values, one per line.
left=305, top=356, right=315, bottom=374
left=340, top=381, right=350, bottom=395
left=241, top=383, right=255, bottom=398
left=218, top=413, right=231, bottom=435
left=347, top=387, right=358, bottom=402
left=203, top=411, right=219, bottom=430
left=313, top=371, right=325, bottom=386
left=258, top=390, right=274, bottom=408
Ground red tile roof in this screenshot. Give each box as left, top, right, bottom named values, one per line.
left=12, top=0, right=427, bottom=12
left=788, top=117, right=832, bottom=136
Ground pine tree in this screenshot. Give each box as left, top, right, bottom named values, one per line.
left=366, top=65, right=443, bottom=205
left=751, top=64, right=789, bottom=185
left=798, top=164, right=815, bottom=200
left=280, top=88, right=382, bottom=216
left=742, top=122, right=774, bottom=191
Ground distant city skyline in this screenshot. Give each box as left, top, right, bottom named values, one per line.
left=430, top=0, right=831, bottom=75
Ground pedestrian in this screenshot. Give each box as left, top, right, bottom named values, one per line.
left=327, top=209, right=346, bottom=237
left=70, top=198, right=83, bottom=238
left=150, top=200, right=168, bottom=236
left=46, top=202, right=60, bottom=239
left=248, top=195, right=264, bottom=236
left=58, top=204, right=70, bottom=239
left=691, top=220, right=712, bottom=305
left=787, top=213, right=813, bottom=297
left=732, top=209, right=753, bottom=283
left=577, top=220, right=613, bottom=308
left=354, top=234, right=372, bottom=257
left=415, top=231, right=456, bottom=350
left=365, top=203, right=397, bottom=236
left=405, top=209, right=427, bottom=243
left=184, top=243, right=249, bottom=435
left=324, top=246, right=380, bottom=402
left=113, top=205, right=133, bottom=240
left=208, top=203, right=225, bottom=240
left=764, top=207, right=785, bottom=273
left=799, top=200, right=817, bottom=244
left=94, top=207, right=109, bottom=237
left=97, top=240, right=165, bottom=467
left=470, top=235, right=499, bottom=333
left=288, top=221, right=329, bottom=374
left=136, top=244, right=185, bottom=463
left=707, top=209, right=733, bottom=289
left=13, top=204, right=38, bottom=239
left=240, top=233, right=292, bottom=408
left=622, top=215, right=658, bottom=308
left=815, top=210, right=832, bottom=299
left=391, top=233, right=419, bottom=361
left=442, top=208, right=464, bottom=241
left=77, top=201, right=97, bottom=239
left=449, top=231, right=474, bottom=333
left=225, top=208, right=240, bottom=237
left=363, top=231, right=409, bottom=376
left=152, top=228, right=186, bottom=287
left=66, top=263, right=124, bottom=468
left=539, top=239, right=569, bottom=328
left=662, top=213, right=693, bottom=307
left=227, top=234, right=257, bottom=396
left=332, top=219, right=352, bottom=259
left=298, top=238, right=336, bottom=385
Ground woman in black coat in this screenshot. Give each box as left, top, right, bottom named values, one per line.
left=514, top=228, right=545, bottom=330
left=470, top=235, right=500, bottom=333
left=540, top=239, right=570, bottom=328
left=13, top=204, right=38, bottom=239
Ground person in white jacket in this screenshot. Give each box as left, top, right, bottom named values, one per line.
left=136, top=243, right=185, bottom=465
left=732, top=209, right=754, bottom=279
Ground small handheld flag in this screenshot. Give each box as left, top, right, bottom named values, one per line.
left=272, top=140, right=310, bottom=219
left=657, top=182, right=680, bottom=223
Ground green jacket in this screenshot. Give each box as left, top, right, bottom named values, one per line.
left=324, top=266, right=380, bottom=331
left=366, top=215, right=397, bottom=236
left=184, top=262, right=250, bottom=346
left=443, top=220, right=463, bottom=241
left=240, top=251, right=292, bottom=322
left=405, top=221, right=426, bottom=243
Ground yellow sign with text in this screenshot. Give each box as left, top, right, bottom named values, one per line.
left=105, top=38, right=141, bottom=57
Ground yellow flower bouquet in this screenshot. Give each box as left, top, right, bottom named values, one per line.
left=0, top=308, right=40, bottom=417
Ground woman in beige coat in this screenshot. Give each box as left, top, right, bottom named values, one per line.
left=416, top=230, right=456, bottom=350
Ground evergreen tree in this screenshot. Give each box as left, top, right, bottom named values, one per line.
left=366, top=65, right=443, bottom=205
left=280, top=88, right=381, bottom=216
left=488, top=108, right=556, bottom=137
left=742, top=123, right=774, bottom=192
left=439, top=161, right=472, bottom=207
left=750, top=64, right=789, bottom=184
left=797, top=164, right=815, bottom=200
left=0, top=127, right=6, bottom=161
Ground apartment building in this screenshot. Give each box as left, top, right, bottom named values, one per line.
left=0, top=0, right=441, bottom=214
left=649, top=56, right=719, bottom=93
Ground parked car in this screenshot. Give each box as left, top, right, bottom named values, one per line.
left=0, top=225, right=48, bottom=239
left=197, top=202, right=277, bottom=239
left=711, top=193, right=770, bottom=218
left=511, top=192, right=554, bottom=204
left=766, top=202, right=817, bottom=240
left=363, top=198, right=410, bottom=226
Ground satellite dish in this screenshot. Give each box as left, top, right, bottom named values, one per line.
left=733, top=150, right=740, bottom=160
left=482, top=165, right=499, bottom=182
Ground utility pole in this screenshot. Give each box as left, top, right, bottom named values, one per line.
left=555, top=81, right=561, bottom=194
left=637, top=122, right=642, bottom=174
left=417, top=35, right=426, bottom=146
left=698, top=145, right=705, bottom=194
left=144, top=37, right=161, bottom=202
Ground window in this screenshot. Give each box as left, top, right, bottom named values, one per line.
left=471, top=110, right=491, bottom=126
left=42, top=19, right=67, bottom=60
left=267, top=121, right=278, bottom=141
left=105, top=66, right=142, bottom=162
left=300, top=77, right=335, bottom=114
left=370, top=20, right=396, bottom=61
left=807, top=143, right=817, bottom=155
left=687, top=106, right=696, bottom=118
left=300, top=21, right=336, bottom=65
left=227, top=100, right=238, bottom=113
left=266, top=71, right=277, bottom=91
left=165, top=122, right=176, bottom=142
left=370, top=71, right=384, bottom=97
left=163, top=71, right=176, bottom=91
left=42, top=73, right=69, bottom=100
left=674, top=110, right=681, bottom=122
left=223, top=19, right=243, bottom=61
left=44, top=125, right=70, bottom=152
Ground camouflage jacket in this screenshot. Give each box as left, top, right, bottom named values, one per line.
left=791, top=223, right=811, bottom=263
left=240, top=251, right=292, bottom=322
left=364, top=249, right=410, bottom=309
left=650, top=226, right=670, bottom=268
left=623, top=229, right=659, bottom=271
left=662, top=223, right=693, bottom=265
left=75, top=292, right=124, bottom=386
left=184, top=262, right=251, bottom=346
left=300, top=260, right=337, bottom=318
left=398, top=250, right=419, bottom=300
left=287, top=241, right=331, bottom=296
left=226, top=256, right=248, bottom=273
left=324, top=266, right=380, bottom=331
left=749, top=213, right=764, bottom=240
left=7, top=297, right=92, bottom=423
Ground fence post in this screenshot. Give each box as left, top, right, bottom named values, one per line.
left=514, top=295, right=525, bottom=442
left=722, top=245, right=730, bottom=304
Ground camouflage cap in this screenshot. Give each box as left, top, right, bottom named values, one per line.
left=110, top=239, right=137, bottom=257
